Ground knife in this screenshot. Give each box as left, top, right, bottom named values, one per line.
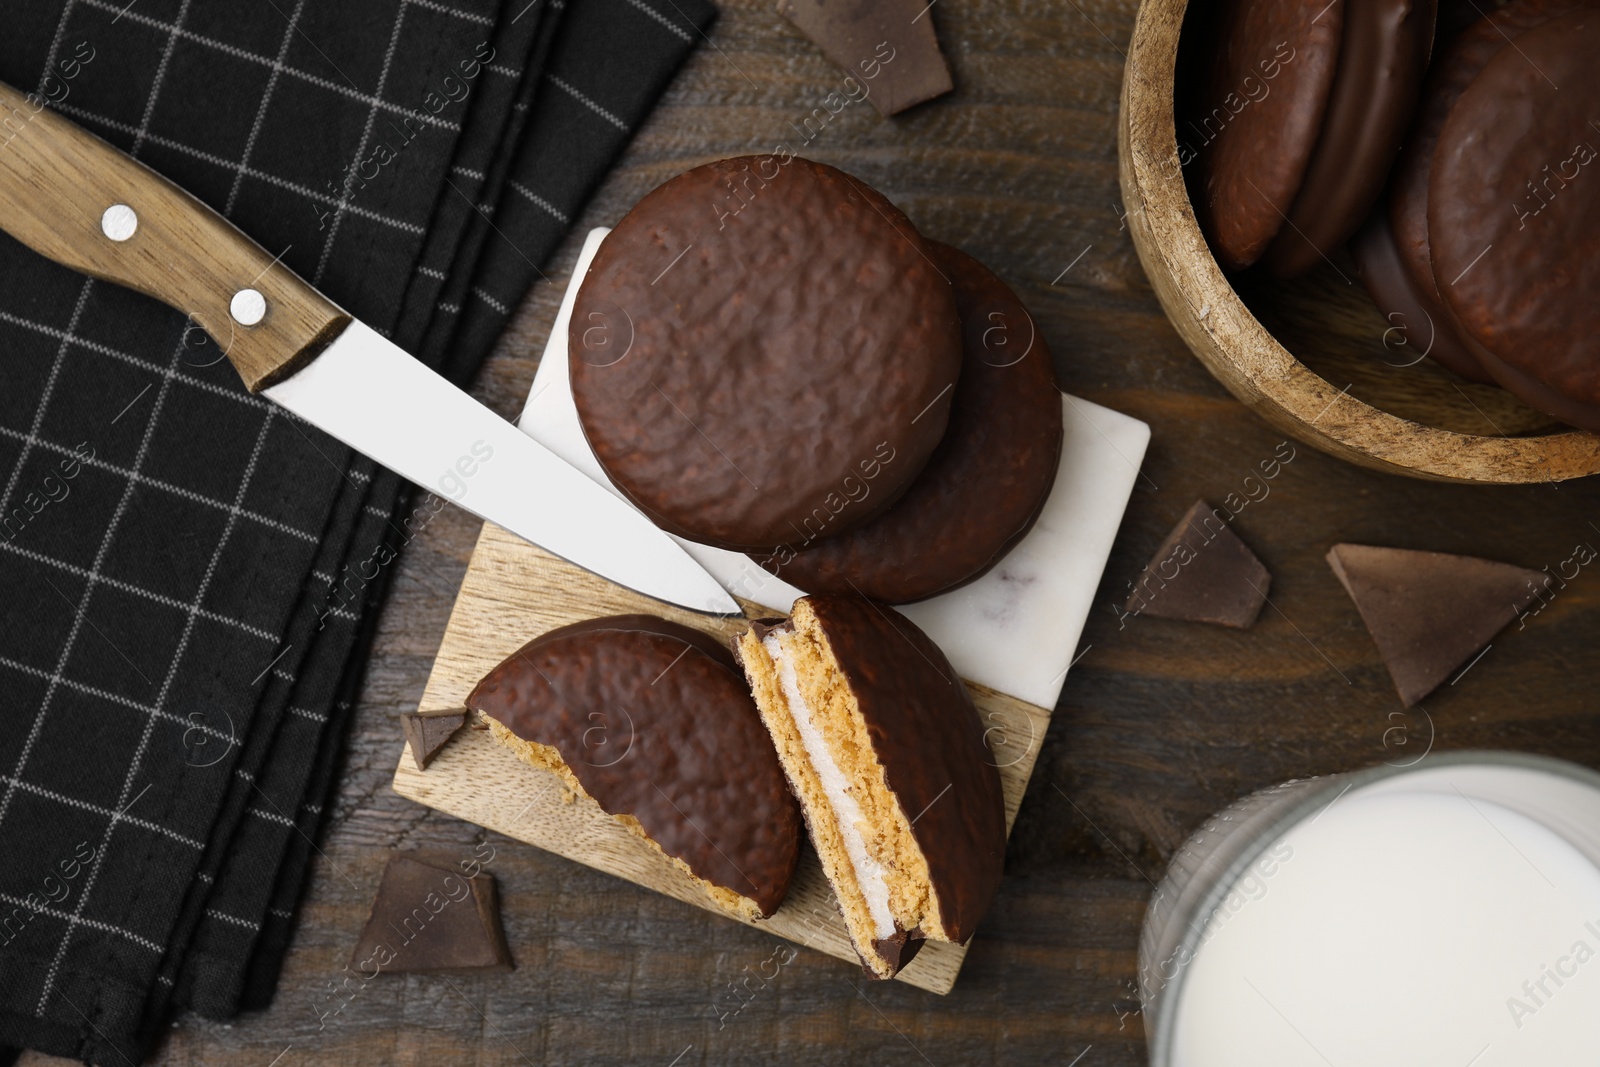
left=0, top=81, right=737, bottom=615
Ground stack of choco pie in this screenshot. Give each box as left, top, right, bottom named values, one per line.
left=1187, top=0, right=1600, bottom=430
left=460, top=157, right=1063, bottom=977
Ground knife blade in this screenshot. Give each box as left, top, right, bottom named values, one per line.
left=264, top=322, right=739, bottom=614
left=0, top=80, right=737, bottom=615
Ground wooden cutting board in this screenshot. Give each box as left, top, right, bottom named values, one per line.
left=391, top=520, right=1051, bottom=994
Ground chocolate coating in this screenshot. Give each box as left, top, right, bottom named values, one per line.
left=570, top=156, right=962, bottom=551
left=1459, top=331, right=1600, bottom=432
left=751, top=244, right=1063, bottom=603
left=1429, top=12, right=1600, bottom=420
left=802, top=595, right=1005, bottom=944
left=1351, top=199, right=1492, bottom=382
left=1389, top=0, right=1590, bottom=311
left=1266, top=0, right=1436, bottom=277
left=1189, top=0, right=1346, bottom=270
left=467, top=615, right=801, bottom=916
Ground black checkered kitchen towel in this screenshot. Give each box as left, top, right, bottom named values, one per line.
left=0, top=0, right=714, bottom=1063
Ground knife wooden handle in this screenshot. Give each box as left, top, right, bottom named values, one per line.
left=0, top=80, right=349, bottom=391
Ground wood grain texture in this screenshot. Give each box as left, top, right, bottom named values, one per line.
left=1117, top=0, right=1600, bottom=483
left=21, top=2, right=1600, bottom=1065
left=390, top=521, right=1050, bottom=995
left=0, top=80, right=348, bottom=392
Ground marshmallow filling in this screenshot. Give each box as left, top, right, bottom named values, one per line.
left=764, top=634, right=897, bottom=939
left=736, top=603, right=941, bottom=978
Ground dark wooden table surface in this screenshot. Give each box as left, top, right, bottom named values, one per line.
left=26, top=1, right=1600, bottom=1063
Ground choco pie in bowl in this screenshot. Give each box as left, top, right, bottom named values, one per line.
left=1427, top=11, right=1600, bottom=429
left=1186, top=0, right=1436, bottom=278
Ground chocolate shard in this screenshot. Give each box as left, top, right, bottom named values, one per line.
left=348, top=854, right=512, bottom=975
left=402, top=708, right=467, bottom=770
left=1126, top=500, right=1271, bottom=628
left=1326, top=544, right=1545, bottom=707
left=867, top=927, right=926, bottom=978
left=777, top=0, right=953, bottom=116
left=746, top=617, right=792, bottom=642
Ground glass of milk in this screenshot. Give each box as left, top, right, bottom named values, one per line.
left=1139, top=751, right=1600, bottom=1067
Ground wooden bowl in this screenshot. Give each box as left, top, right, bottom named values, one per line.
left=1117, top=0, right=1600, bottom=484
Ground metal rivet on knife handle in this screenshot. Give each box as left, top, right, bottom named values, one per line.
left=100, top=203, right=136, bottom=242
left=231, top=288, right=266, bottom=327
left=0, top=79, right=350, bottom=391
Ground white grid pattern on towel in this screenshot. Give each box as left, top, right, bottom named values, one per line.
left=28, top=0, right=213, bottom=1014
left=546, top=71, right=630, bottom=130
left=312, top=0, right=409, bottom=284
left=508, top=179, right=569, bottom=222
left=0, top=424, right=323, bottom=544
left=37, top=359, right=281, bottom=1014
left=0, top=540, right=283, bottom=643
left=0, top=893, right=166, bottom=955
left=0, top=308, right=272, bottom=410
left=74, top=0, right=468, bottom=132
left=0, top=654, right=234, bottom=744
left=620, top=0, right=694, bottom=42
left=0, top=284, right=92, bottom=521
left=203, top=908, right=260, bottom=931
left=14, top=0, right=414, bottom=1014
left=406, top=0, right=495, bottom=22
left=0, top=777, right=208, bottom=850
left=246, top=805, right=296, bottom=828
left=224, top=0, right=309, bottom=217
left=51, top=103, right=431, bottom=235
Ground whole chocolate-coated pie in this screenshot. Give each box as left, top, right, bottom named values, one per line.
left=570, top=156, right=962, bottom=551
left=1429, top=11, right=1600, bottom=428
left=1263, top=0, right=1436, bottom=277
left=1351, top=201, right=1490, bottom=383
left=1389, top=0, right=1591, bottom=314
left=752, top=243, right=1063, bottom=603
left=1189, top=0, right=1345, bottom=270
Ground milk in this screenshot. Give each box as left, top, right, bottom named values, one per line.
left=1170, top=789, right=1600, bottom=1066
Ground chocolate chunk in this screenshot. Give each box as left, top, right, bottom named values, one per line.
left=744, top=617, right=792, bottom=643
left=348, top=854, right=512, bottom=975
left=1326, top=544, right=1544, bottom=706
left=777, top=0, right=953, bottom=117
left=1187, top=0, right=1346, bottom=270
left=735, top=596, right=1005, bottom=979
left=469, top=616, right=801, bottom=919
left=570, top=157, right=961, bottom=551
left=752, top=243, right=1063, bottom=602
left=402, top=708, right=467, bottom=771
left=1264, top=0, right=1436, bottom=277
left=1126, top=500, right=1270, bottom=629
left=1428, top=12, right=1600, bottom=428
left=868, top=927, right=925, bottom=975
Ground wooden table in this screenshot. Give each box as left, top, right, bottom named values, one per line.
left=26, top=2, right=1600, bottom=1063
